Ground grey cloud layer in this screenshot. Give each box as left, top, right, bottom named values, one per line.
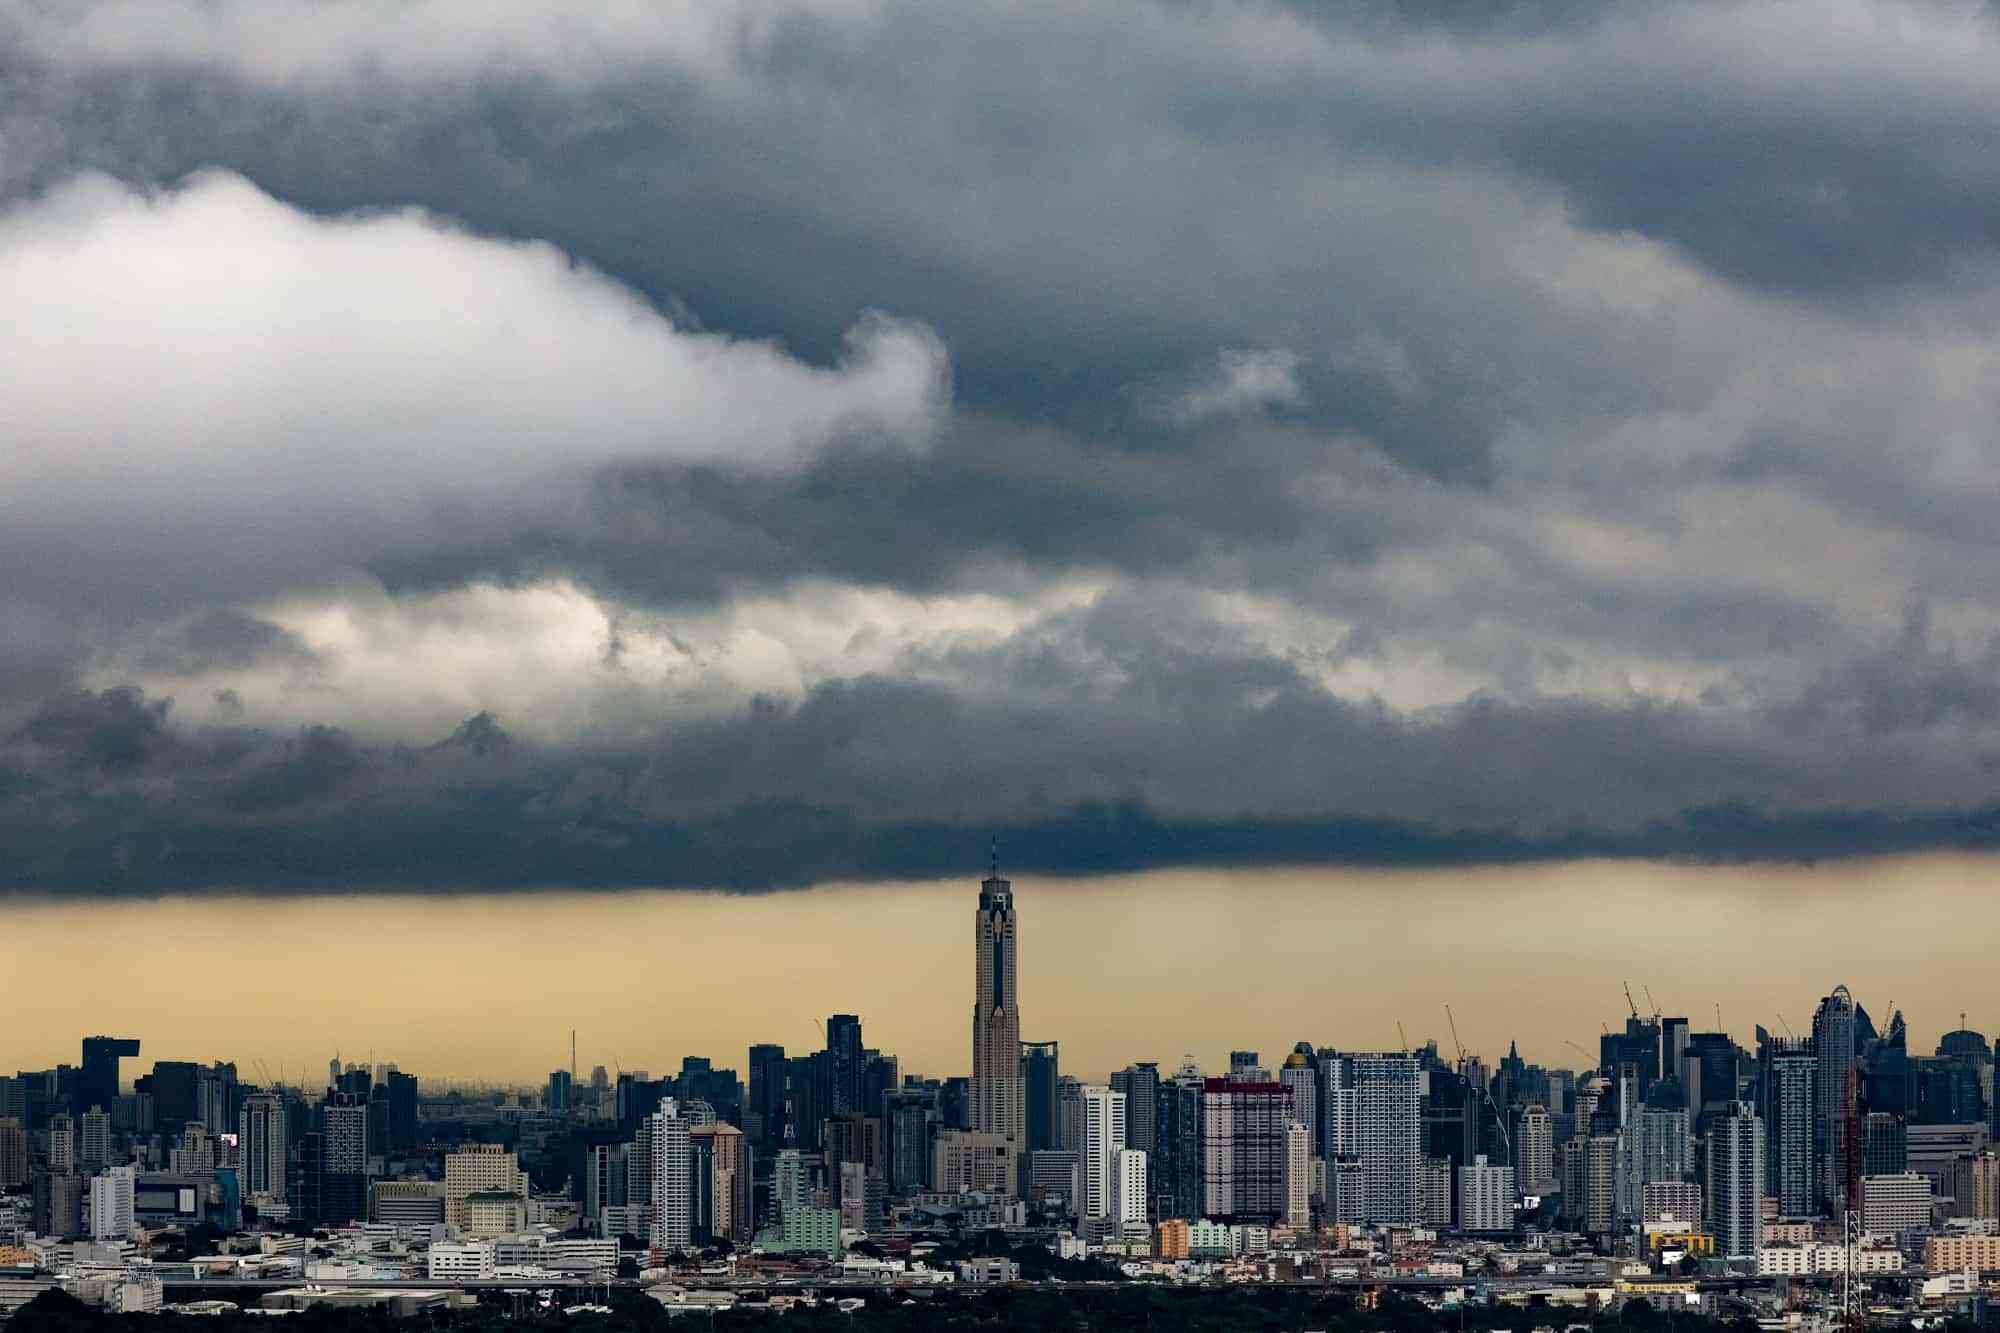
left=6, top=0, right=2000, bottom=889
left=8, top=599, right=2000, bottom=894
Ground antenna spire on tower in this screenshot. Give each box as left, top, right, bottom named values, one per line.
left=990, top=835, right=999, bottom=880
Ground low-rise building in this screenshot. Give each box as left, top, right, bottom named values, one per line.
left=1757, top=1242, right=1904, bottom=1276
left=1924, top=1234, right=2000, bottom=1273
left=1860, top=1173, right=1932, bottom=1237
left=462, top=1191, right=528, bottom=1239
left=955, top=1257, right=1018, bottom=1284
left=427, top=1241, right=497, bottom=1281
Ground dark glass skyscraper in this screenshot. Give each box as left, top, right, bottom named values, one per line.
left=79, top=1037, right=139, bottom=1117
left=825, top=1015, right=863, bottom=1116
left=385, top=1071, right=419, bottom=1153
left=748, top=1044, right=787, bottom=1150
left=136, top=1061, right=199, bottom=1134
left=1022, top=1041, right=1060, bottom=1153
left=1811, top=985, right=1870, bottom=1213
left=1683, top=1031, right=1741, bottom=1133
left=1153, top=1074, right=1202, bottom=1222
left=1111, top=1062, right=1160, bottom=1157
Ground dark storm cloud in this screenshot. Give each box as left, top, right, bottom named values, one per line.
left=6, top=0, right=2000, bottom=891
left=8, top=596, right=2000, bottom=895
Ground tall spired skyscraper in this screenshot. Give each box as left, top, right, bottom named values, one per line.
left=971, top=844, right=1024, bottom=1148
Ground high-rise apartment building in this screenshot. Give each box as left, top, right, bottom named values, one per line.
left=1583, top=1133, right=1619, bottom=1236
left=1707, top=1101, right=1764, bottom=1263
left=1322, top=1053, right=1357, bottom=1161
left=1200, top=1079, right=1291, bottom=1223
left=885, top=1087, right=940, bottom=1195
left=1757, top=1030, right=1817, bottom=1217
left=1969, top=1152, right=2000, bottom=1221
left=649, top=1098, right=693, bottom=1251
left=1281, top=1119, right=1311, bottom=1229
left=1115, top=1148, right=1148, bottom=1234
left=48, top=1114, right=75, bottom=1175
left=36, top=1171, right=85, bottom=1239
left=1515, top=1104, right=1554, bottom=1194
left=1353, top=1053, right=1422, bottom=1225
left=1056, top=1077, right=1084, bottom=1155
left=321, top=1092, right=369, bottom=1225
left=1080, top=1086, right=1127, bottom=1224
left=88, top=1165, right=136, bottom=1240
left=78, top=1106, right=112, bottom=1173
left=970, top=854, right=1024, bottom=1149
left=1639, top=1082, right=1691, bottom=1184
left=0, top=1119, right=26, bottom=1189
left=690, top=1122, right=751, bottom=1243
left=1458, top=1153, right=1515, bottom=1232
left=1417, top=1156, right=1453, bottom=1228
left=1278, top=1051, right=1318, bottom=1168
left=239, top=1095, right=287, bottom=1202
left=586, top=1142, right=629, bottom=1224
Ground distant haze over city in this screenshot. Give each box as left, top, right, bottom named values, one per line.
left=4, top=855, right=1995, bottom=1085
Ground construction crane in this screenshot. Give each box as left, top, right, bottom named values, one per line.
left=1623, top=982, right=1639, bottom=1019
left=1777, top=1013, right=1795, bottom=1039
left=1643, top=985, right=1660, bottom=1018
left=1446, top=1005, right=1465, bottom=1062
left=1397, top=1020, right=1409, bottom=1053
left=1563, top=1039, right=1593, bottom=1062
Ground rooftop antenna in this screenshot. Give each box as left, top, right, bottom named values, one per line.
left=990, top=835, right=999, bottom=880
left=1715, top=1003, right=1722, bottom=1031
left=571, top=1029, right=577, bottom=1082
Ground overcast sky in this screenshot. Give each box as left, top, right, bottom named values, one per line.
left=7, top=0, right=2000, bottom=893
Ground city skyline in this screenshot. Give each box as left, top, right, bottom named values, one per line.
left=8, top=852, right=2000, bottom=1316
left=5, top=853, right=1997, bottom=1087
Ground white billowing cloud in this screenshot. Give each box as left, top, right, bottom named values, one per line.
left=1156, top=348, right=1306, bottom=424
left=93, top=576, right=1107, bottom=743
left=0, top=171, right=948, bottom=606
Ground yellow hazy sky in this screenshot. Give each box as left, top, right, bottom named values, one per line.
left=3, top=854, right=1994, bottom=1087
